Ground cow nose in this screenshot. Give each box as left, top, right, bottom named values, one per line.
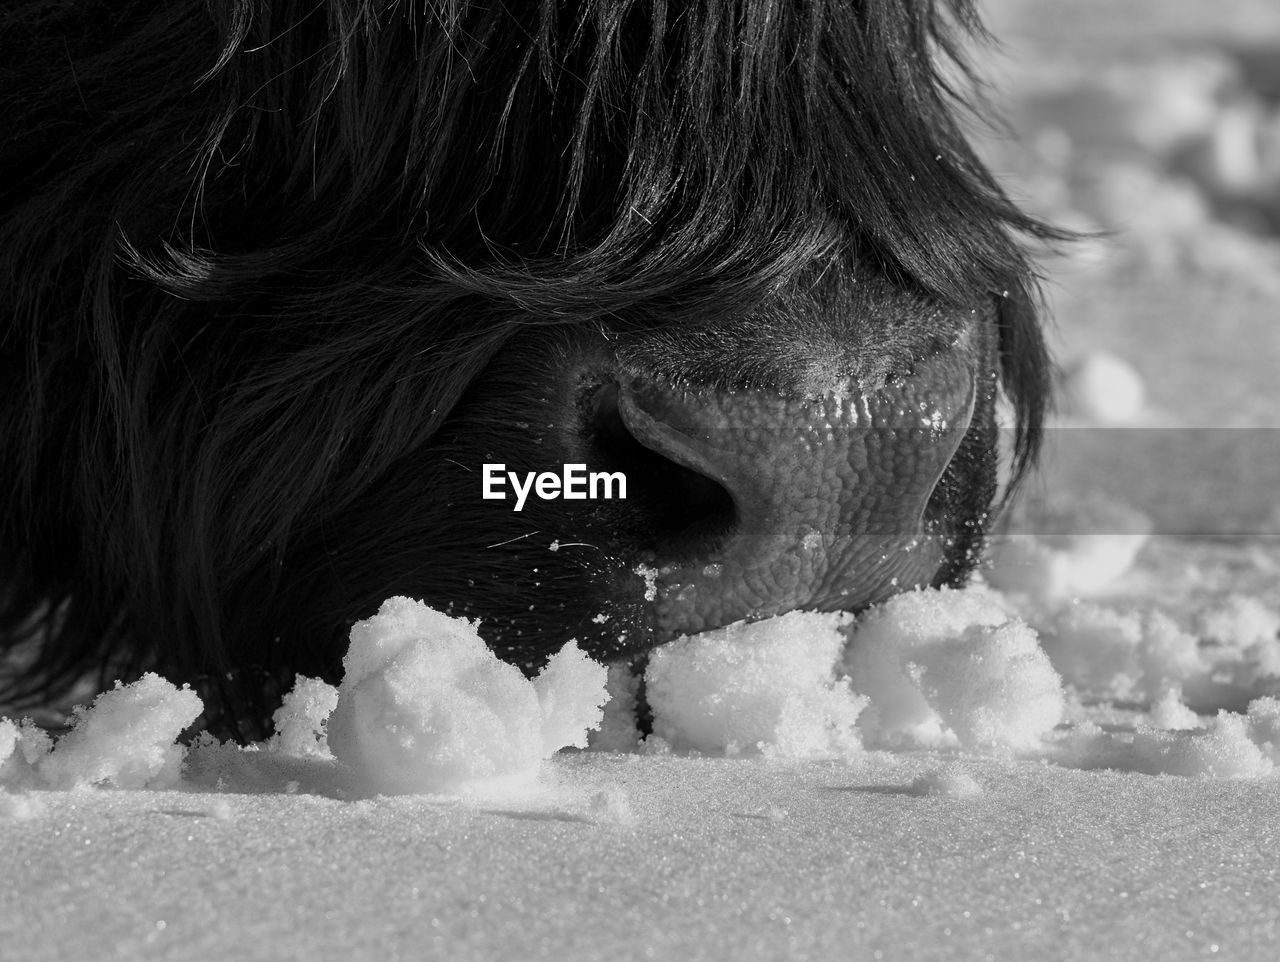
left=589, top=382, right=739, bottom=558
left=588, top=348, right=977, bottom=637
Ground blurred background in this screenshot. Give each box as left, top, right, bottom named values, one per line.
left=974, top=0, right=1280, bottom=536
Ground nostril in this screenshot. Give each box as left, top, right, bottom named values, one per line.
left=588, top=383, right=737, bottom=558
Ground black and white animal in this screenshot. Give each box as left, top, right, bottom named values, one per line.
left=0, top=0, right=1057, bottom=734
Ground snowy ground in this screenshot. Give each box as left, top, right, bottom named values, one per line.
left=7, top=755, right=1279, bottom=962
left=5, top=1, right=1280, bottom=959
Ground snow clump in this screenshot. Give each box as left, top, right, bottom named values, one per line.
left=645, top=610, right=866, bottom=758
left=986, top=494, right=1152, bottom=603
left=269, top=675, right=340, bottom=757
left=1148, top=689, right=1203, bottom=731
left=0, top=674, right=201, bottom=790
left=327, top=596, right=609, bottom=794
left=1054, top=705, right=1277, bottom=779
left=1063, top=351, right=1147, bottom=425
left=844, top=587, right=1065, bottom=752
left=909, top=765, right=983, bottom=798
left=1041, top=600, right=1280, bottom=711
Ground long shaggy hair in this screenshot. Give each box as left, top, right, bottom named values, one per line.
left=1, top=0, right=1058, bottom=731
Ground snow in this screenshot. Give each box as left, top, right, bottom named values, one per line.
left=7, top=562, right=1277, bottom=806
left=1062, top=352, right=1147, bottom=425
left=327, top=597, right=608, bottom=795
left=845, top=587, right=1064, bottom=752
left=645, top=610, right=865, bottom=758
left=6, top=0, right=1280, bottom=957
left=907, top=764, right=984, bottom=798
left=5, top=755, right=1279, bottom=961
left=1, top=675, right=200, bottom=791
left=268, top=675, right=339, bottom=758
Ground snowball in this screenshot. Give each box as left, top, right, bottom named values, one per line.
left=916, top=622, right=1067, bottom=751
left=1148, top=689, right=1202, bottom=731
left=269, top=676, right=340, bottom=757
left=645, top=610, right=865, bottom=758
left=986, top=533, right=1149, bottom=603
left=986, top=495, right=1151, bottom=603
left=843, top=586, right=1011, bottom=745
left=844, top=587, right=1065, bottom=751
left=35, top=674, right=202, bottom=790
left=327, top=597, right=607, bottom=795
left=909, top=765, right=983, bottom=798
left=533, top=642, right=610, bottom=755
left=1063, top=352, right=1146, bottom=425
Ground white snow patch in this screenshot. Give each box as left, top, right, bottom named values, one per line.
left=533, top=642, right=610, bottom=755
left=1196, top=594, right=1280, bottom=652
left=5, top=577, right=1278, bottom=800
left=1148, top=689, right=1202, bottom=730
left=2, top=674, right=202, bottom=790
left=1040, top=600, right=1280, bottom=711
left=987, top=533, right=1151, bottom=604
left=327, top=597, right=608, bottom=795
left=268, top=675, right=339, bottom=757
left=645, top=610, right=865, bottom=758
left=1063, top=351, right=1147, bottom=424
left=0, top=718, right=52, bottom=787
left=986, top=495, right=1152, bottom=603
left=844, top=587, right=1065, bottom=752
left=909, top=765, right=983, bottom=798
left=1054, top=709, right=1274, bottom=779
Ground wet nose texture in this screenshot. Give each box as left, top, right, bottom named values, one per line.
left=588, top=341, right=978, bottom=637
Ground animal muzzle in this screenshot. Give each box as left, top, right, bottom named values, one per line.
left=588, top=347, right=977, bottom=637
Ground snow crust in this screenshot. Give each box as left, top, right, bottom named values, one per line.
left=6, top=752, right=1279, bottom=962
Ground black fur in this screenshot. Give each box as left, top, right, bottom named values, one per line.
left=0, top=0, right=1058, bottom=730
